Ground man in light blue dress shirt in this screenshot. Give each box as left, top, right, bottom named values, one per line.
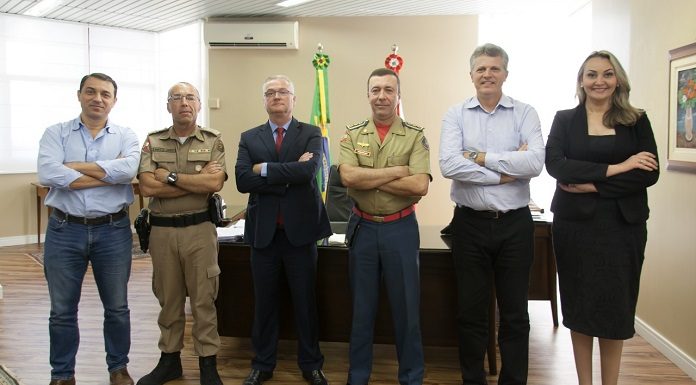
left=439, top=44, right=545, bottom=385
left=37, top=73, right=140, bottom=385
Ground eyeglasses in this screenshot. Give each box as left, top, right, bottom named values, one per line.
left=264, top=90, right=293, bottom=98
left=168, top=94, right=199, bottom=102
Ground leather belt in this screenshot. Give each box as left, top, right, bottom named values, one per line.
left=352, top=205, right=415, bottom=223
left=457, top=205, right=526, bottom=219
left=150, top=211, right=211, bottom=228
left=53, top=208, right=127, bottom=225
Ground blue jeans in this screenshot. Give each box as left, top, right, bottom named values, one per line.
left=43, top=212, right=132, bottom=380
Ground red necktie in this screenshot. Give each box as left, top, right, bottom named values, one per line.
left=275, top=126, right=285, bottom=226
left=275, top=127, right=284, bottom=153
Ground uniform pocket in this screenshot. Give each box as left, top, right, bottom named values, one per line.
left=206, top=264, right=221, bottom=278
left=207, top=264, right=221, bottom=297
left=188, top=152, right=212, bottom=162
left=387, top=154, right=409, bottom=166
left=345, top=214, right=361, bottom=248
left=151, top=151, right=177, bottom=163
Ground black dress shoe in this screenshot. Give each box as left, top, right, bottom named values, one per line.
left=242, top=369, right=273, bottom=385
left=302, top=370, right=328, bottom=385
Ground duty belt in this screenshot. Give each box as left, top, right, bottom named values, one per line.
left=53, top=208, right=127, bottom=225
left=150, top=211, right=211, bottom=228
left=352, top=205, right=415, bottom=223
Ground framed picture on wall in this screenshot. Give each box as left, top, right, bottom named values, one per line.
left=668, top=42, right=696, bottom=171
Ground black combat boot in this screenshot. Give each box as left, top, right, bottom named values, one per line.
left=136, top=351, right=183, bottom=385
left=199, top=355, right=223, bottom=385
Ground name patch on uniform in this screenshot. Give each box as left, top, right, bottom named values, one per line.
left=189, top=149, right=212, bottom=154
left=152, top=147, right=175, bottom=153
left=354, top=149, right=371, bottom=157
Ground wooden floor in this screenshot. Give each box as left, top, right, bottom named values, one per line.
left=0, top=242, right=694, bottom=385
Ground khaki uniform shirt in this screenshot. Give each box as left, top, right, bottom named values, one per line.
left=138, top=125, right=226, bottom=215
left=339, top=117, right=431, bottom=215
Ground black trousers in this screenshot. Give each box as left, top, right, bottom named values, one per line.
left=249, top=228, right=324, bottom=372
left=451, top=206, right=534, bottom=385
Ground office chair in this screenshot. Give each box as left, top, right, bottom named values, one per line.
left=325, top=164, right=353, bottom=223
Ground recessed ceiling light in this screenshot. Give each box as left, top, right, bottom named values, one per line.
left=276, top=0, right=316, bottom=7
left=23, top=0, right=63, bottom=17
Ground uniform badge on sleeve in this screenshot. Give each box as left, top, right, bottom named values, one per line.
left=142, top=139, right=151, bottom=153
left=421, top=136, right=430, bottom=150
left=217, top=141, right=224, bottom=152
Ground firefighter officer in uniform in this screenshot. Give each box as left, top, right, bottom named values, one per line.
left=338, top=68, right=431, bottom=385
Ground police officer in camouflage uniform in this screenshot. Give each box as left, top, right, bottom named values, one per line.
left=136, top=82, right=227, bottom=385
left=338, top=68, right=431, bottom=385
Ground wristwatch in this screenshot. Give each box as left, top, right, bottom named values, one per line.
left=166, top=172, right=178, bottom=185
left=468, top=151, right=478, bottom=161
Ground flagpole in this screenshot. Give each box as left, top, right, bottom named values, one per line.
left=385, top=43, right=405, bottom=119
left=311, top=43, right=331, bottom=201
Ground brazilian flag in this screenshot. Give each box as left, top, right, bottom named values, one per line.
left=311, top=51, right=331, bottom=201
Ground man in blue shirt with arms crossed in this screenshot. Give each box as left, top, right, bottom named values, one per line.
left=439, top=44, right=545, bottom=385
left=38, top=73, right=140, bottom=385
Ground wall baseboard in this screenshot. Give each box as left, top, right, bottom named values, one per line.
left=0, top=235, right=40, bottom=247
left=636, top=316, right=696, bottom=380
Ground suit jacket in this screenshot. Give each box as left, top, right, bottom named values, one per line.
left=235, top=117, right=332, bottom=248
left=545, top=104, right=659, bottom=224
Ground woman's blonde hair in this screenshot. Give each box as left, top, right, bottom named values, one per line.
left=576, top=50, right=643, bottom=127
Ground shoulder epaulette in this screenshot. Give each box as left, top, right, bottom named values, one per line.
left=200, top=126, right=221, bottom=136
left=346, top=120, right=369, bottom=130
left=147, top=127, right=170, bottom=136
left=403, top=121, right=425, bottom=131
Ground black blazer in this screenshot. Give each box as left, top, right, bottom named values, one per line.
left=235, top=118, right=332, bottom=248
left=545, top=104, right=659, bottom=224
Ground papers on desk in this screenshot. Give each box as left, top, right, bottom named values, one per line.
left=215, top=220, right=349, bottom=245
left=217, top=219, right=245, bottom=242
left=328, top=233, right=346, bottom=246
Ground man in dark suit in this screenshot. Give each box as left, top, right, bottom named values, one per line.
left=235, top=75, right=332, bottom=385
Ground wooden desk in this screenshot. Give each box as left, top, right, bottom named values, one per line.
left=216, top=222, right=557, bottom=375
left=31, top=182, right=51, bottom=245
left=32, top=181, right=144, bottom=245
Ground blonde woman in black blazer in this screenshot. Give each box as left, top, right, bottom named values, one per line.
left=545, top=51, right=659, bottom=385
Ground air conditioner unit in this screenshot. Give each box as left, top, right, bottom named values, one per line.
left=204, top=21, right=299, bottom=49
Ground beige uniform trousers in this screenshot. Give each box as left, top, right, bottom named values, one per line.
left=149, top=220, right=221, bottom=356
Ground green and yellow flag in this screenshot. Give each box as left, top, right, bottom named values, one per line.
left=311, top=50, right=331, bottom=200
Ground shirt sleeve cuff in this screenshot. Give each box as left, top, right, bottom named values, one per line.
left=64, top=169, right=83, bottom=188
left=261, top=162, right=268, bottom=177
left=484, top=152, right=501, bottom=172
